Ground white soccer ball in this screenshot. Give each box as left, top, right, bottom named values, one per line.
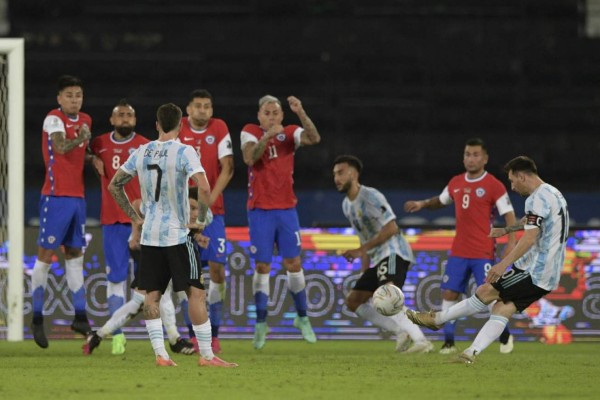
left=372, top=284, right=405, bottom=316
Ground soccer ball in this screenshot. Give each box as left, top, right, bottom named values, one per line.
left=372, top=284, right=405, bottom=316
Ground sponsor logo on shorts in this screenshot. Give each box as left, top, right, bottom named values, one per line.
left=48, top=236, right=56, bottom=244
left=250, top=245, right=257, bottom=254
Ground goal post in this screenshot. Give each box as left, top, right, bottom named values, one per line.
left=0, top=38, right=24, bottom=341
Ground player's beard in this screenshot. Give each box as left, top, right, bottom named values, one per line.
left=115, top=125, right=135, bottom=138
left=336, top=181, right=351, bottom=194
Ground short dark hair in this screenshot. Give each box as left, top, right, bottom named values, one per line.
left=465, top=137, right=487, bottom=152
left=333, top=155, right=363, bottom=174
left=504, top=156, right=538, bottom=175
left=57, top=75, right=83, bottom=93
left=188, top=89, right=213, bottom=104
left=156, top=103, right=182, bottom=132
left=115, top=98, right=132, bottom=108
left=188, top=186, right=198, bottom=200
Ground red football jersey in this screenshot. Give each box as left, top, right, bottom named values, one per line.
left=90, top=132, right=149, bottom=225
left=240, top=123, right=303, bottom=210
left=41, top=109, right=92, bottom=197
left=441, top=171, right=513, bottom=259
left=178, top=117, right=233, bottom=215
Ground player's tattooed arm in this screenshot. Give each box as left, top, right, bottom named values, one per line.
left=289, top=96, right=320, bottom=146
left=108, top=169, right=142, bottom=224
left=489, top=223, right=524, bottom=238
left=50, top=123, right=91, bottom=154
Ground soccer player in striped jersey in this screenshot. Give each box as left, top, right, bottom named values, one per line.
left=32, top=75, right=93, bottom=348
left=407, top=156, right=569, bottom=363
left=241, top=95, right=321, bottom=350
left=87, top=100, right=194, bottom=355
left=403, top=138, right=517, bottom=354
left=178, top=89, right=234, bottom=354
left=108, top=103, right=237, bottom=367
left=333, top=155, right=434, bottom=354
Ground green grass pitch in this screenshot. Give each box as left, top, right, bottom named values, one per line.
left=1, top=339, right=598, bottom=400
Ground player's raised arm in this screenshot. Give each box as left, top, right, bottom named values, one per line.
left=288, top=96, right=320, bottom=146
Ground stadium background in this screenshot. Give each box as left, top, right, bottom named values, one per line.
left=2, top=0, right=600, bottom=341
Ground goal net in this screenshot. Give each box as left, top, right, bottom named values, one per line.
left=0, top=38, right=24, bottom=341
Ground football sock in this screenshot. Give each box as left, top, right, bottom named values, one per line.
left=159, top=286, right=180, bottom=345
left=499, top=326, right=511, bottom=344
left=208, top=280, right=224, bottom=337
left=436, top=295, right=488, bottom=325
left=287, top=270, right=308, bottom=318
left=65, top=256, right=86, bottom=315
left=145, top=318, right=169, bottom=359
left=193, top=320, right=214, bottom=360
left=392, top=309, right=426, bottom=341
left=107, top=280, right=126, bottom=335
left=442, top=299, right=458, bottom=344
left=253, top=272, right=270, bottom=323
left=465, top=314, right=509, bottom=356
left=32, top=260, right=50, bottom=321
left=98, top=290, right=144, bottom=338
left=355, top=303, right=399, bottom=333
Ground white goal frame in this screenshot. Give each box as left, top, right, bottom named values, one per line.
left=0, top=38, right=24, bottom=341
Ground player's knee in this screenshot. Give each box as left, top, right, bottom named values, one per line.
left=255, top=262, right=271, bottom=274
left=442, top=290, right=460, bottom=301
left=282, top=257, right=301, bottom=272
left=475, top=284, right=498, bottom=303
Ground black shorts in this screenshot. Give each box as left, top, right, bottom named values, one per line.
left=491, top=267, right=550, bottom=312
left=129, top=247, right=141, bottom=289
left=353, top=255, right=410, bottom=293
left=138, top=236, right=205, bottom=293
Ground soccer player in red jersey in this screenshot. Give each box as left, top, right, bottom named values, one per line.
left=178, top=89, right=234, bottom=354
left=404, top=138, right=517, bottom=354
left=240, top=95, right=321, bottom=349
left=31, top=75, right=93, bottom=348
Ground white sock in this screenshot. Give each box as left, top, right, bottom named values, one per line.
left=392, top=309, right=426, bottom=342
left=159, top=283, right=179, bottom=344
left=465, top=315, right=509, bottom=356
left=436, top=295, right=488, bottom=325
left=193, top=320, right=214, bottom=360
left=65, top=256, right=84, bottom=292
left=252, top=272, right=270, bottom=296
left=176, top=290, right=188, bottom=303
left=145, top=318, right=168, bottom=358
left=32, top=260, right=50, bottom=294
left=208, top=281, right=224, bottom=304
left=286, top=270, right=306, bottom=293
left=355, top=303, right=399, bottom=333
left=98, top=291, right=144, bottom=338
left=442, top=299, right=458, bottom=324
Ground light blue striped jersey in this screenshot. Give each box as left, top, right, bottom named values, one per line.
left=121, top=139, right=204, bottom=247
left=342, top=185, right=415, bottom=265
left=515, top=183, right=569, bottom=291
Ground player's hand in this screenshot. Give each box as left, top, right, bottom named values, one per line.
left=265, top=124, right=283, bottom=139
left=92, top=155, right=105, bottom=177
left=485, top=264, right=506, bottom=283
left=128, top=236, right=141, bottom=251
left=287, top=96, right=304, bottom=114
left=193, top=232, right=210, bottom=249
left=80, top=123, right=92, bottom=141
left=403, top=200, right=423, bottom=213
left=489, top=227, right=506, bottom=238
left=342, top=248, right=363, bottom=262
